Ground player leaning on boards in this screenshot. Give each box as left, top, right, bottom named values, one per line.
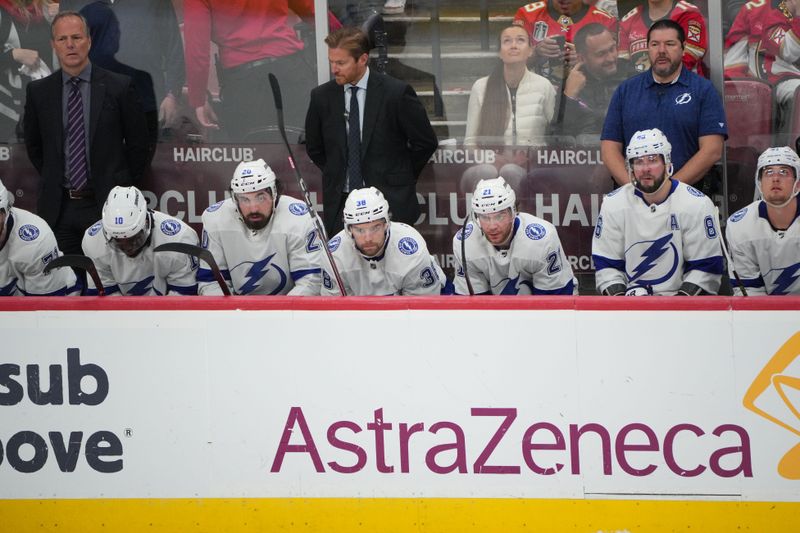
left=0, top=179, right=79, bottom=296
left=592, top=129, right=724, bottom=296
left=199, top=159, right=322, bottom=296
left=725, top=147, right=800, bottom=295
left=453, top=176, right=577, bottom=295
left=321, top=187, right=448, bottom=296
left=82, top=186, right=198, bottom=296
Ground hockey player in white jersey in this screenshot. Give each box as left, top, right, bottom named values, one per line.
left=82, top=186, right=199, bottom=296
left=199, top=159, right=322, bottom=295
left=453, top=176, right=577, bottom=295
left=725, top=146, right=800, bottom=295
left=0, top=179, right=79, bottom=296
left=592, top=129, right=723, bottom=296
left=320, top=187, right=447, bottom=296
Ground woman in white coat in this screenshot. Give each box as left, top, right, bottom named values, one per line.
left=464, top=24, right=556, bottom=148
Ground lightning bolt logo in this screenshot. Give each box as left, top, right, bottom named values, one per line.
left=770, top=264, right=800, bottom=295
left=630, top=234, right=672, bottom=280
left=123, top=276, right=156, bottom=295
left=626, top=234, right=679, bottom=286
left=238, top=253, right=287, bottom=295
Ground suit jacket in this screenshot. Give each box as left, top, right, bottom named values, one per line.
left=305, top=71, right=437, bottom=235
left=23, top=64, right=150, bottom=227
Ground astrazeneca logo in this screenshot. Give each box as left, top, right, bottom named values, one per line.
left=743, top=332, right=800, bottom=479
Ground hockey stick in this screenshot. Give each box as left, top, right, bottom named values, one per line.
left=267, top=72, right=346, bottom=296
left=154, top=242, right=231, bottom=296
left=714, top=207, right=747, bottom=297
left=43, top=254, right=105, bottom=296
left=459, top=209, right=475, bottom=296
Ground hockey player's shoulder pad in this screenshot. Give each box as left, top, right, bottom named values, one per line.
left=728, top=206, right=749, bottom=224
left=524, top=221, right=550, bottom=241
left=205, top=200, right=224, bottom=213
left=328, top=234, right=342, bottom=253
left=287, top=202, right=310, bottom=217
left=683, top=183, right=708, bottom=199
left=395, top=224, right=426, bottom=256
left=454, top=221, right=475, bottom=243
left=158, top=218, right=185, bottom=238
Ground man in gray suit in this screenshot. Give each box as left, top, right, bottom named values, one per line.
left=305, top=27, right=437, bottom=236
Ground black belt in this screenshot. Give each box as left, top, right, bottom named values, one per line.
left=64, top=188, right=94, bottom=200
left=224, top=54, right=294, bottom=75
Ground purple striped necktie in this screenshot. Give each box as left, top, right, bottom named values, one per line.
left=66, top=77, right=88, bottom=191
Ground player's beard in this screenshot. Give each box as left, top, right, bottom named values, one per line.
left=634, top=172, right=666, bottom=195
left=652, top=54, right=681, bottom=80
left=243, top=212, right=270, bottom=230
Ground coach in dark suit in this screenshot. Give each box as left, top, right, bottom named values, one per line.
left=305, top=27, right=437, bottom=236
left=24, top=11, right=149, bottom=256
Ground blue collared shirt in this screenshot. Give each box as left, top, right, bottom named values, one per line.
left=601, top=67, right=728, bottom=173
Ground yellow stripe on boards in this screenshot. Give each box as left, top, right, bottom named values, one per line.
left=1, top=498, right=798, bottom=532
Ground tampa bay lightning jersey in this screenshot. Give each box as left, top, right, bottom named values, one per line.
left=725, top=200, right=800, bottom=295
left=0, top=208, right=79, bottom=296
left=199, top=195, right=322, bottom=295
left=82, top=210, right=199, bottom=296
left=452, top=212, right=577, bottom=295
left=592, top=180, right=723, bottom=295
left=321, top=222, right=446, bottom=296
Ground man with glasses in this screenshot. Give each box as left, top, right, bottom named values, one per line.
left=198, top=159, right=322, bottom=295
left=593, top=128, right=723, bottom=296
left=320, top=187, right=447, bottom=296
left=725, top=146, right=800, bottom=295
left=82, top=186, right=198, bottom=295
left=453, top=176, right=576, bottom=295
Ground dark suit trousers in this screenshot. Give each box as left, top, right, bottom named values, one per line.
left=54, top=193, right=101, bottom=256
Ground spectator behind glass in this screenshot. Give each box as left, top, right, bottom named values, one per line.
left=60, top=0, right=185, bottom=136
left=79, top=1, right=157, bottom=162
left=556, top=23, right=634, bottom=140
left=619, top=0, right=708, bottom=77
left=724, top=0, right=800, bottom=142
left=465, top=25, right=556, bottom=147
left=513, top=0, right=617, bottom=89
left=462, top=25, right=556, bottom=192
left=0, top=0, right=56, bottom=142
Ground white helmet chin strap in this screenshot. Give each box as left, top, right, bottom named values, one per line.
left=760, top=187, right=799, bottom=209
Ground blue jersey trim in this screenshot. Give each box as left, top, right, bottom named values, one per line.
left=684, top=256, right=724, bottom=275
left=167, top=284, right=198, bottom=295
left=592, top=254, right=625, bottom=272
left=85, top=284, right=121, bottom=296
left=198, top=268, right=231, bottom=282
left=533, top=279, right=575, bottom=295
left=290, top=268, right=321, bottom=281
left=735, top=276, right=765, bottom=288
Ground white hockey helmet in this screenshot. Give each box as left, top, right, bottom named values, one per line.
left=755, top=146, right=800, bottom=207
left=231, top=158, right=277, bottom=198
left=0, top=179, right=9, bottom=212
left=102, top=186, right=151, bottom=255
left=343, top=187, right=390, bottom=226
left=471, top=176, right=517, bottom=215
left=626, top=128, right=673, bottom=178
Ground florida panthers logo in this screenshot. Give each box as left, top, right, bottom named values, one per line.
left=625, top=234, right=679, bottom=287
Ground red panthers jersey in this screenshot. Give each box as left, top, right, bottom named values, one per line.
left=513, top=1, right=617, bottom=45
left=514, top=1, right=617, bottom=86
left=723, top=0, right=784, bottom=79
left=725, top=0, right=800, bottom=84
left=619, top=0, right=708, bottom=77
left=761, top=7, right=800, bottom=84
